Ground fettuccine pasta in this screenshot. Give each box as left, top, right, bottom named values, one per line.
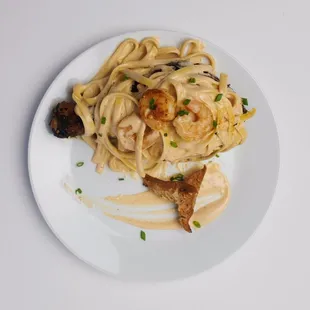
left=72, top=37, right=256, bottom=177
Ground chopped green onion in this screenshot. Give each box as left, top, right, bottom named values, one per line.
left=118, top=178, right=125, bottom=181
left=242, top=97, right=249, bottom=106
left=98, top=133, right=103, bottom=137
left=170, top=174, right=184, bottom=182
left=188, top=77, right=196, bottom=84
left=215, top=154, right=220, bottom=158
left=76, top=162, right=84, bottom=167
left=149, top=98, right=156, bottom=110
left=193, top=221, right=201, bottom=228
left=75, top=188, right=82, bottom=195
left=178, top=110, right=189, bottom=116
left=213, top=120, right=218, bottom=128
left=170, top=141, right=178, bottom=148
left=183, top=99, right=191, bottom=105
left=164, top=133, right=168, bottom=137
left=140, top=230, right=146, bottom=241
left=122, top=74, right=129, bottom=81
left=101, top=117, right=106, bottom=124
left=215, top=94, right=223, bottom=102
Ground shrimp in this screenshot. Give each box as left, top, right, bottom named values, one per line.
left=116, top=113, right=160, bottom=151
left=173, top=100, right=213, bottom=141
left=139, top=89, right=176, bottom=130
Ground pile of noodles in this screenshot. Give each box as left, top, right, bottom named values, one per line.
left=72, top=37, right=256, bottom=177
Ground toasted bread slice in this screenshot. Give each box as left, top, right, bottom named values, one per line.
left=143, top=165, right=207, bottom=232
left=185, top=165, right=207, bottom=189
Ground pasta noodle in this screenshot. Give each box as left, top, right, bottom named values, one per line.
left=72, top=37, right=256, bottom=177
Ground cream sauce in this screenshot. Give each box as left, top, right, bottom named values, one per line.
left=108, top=156, right=131, bottom=173
left=105, top=191, right=167, bottom=205
left=64, top=163, right=229, bottom=231
left=162, top=128, right=211, bottom=162
left=103, top=163, right=230, bottom=230
left=103, top=215, right=181, bottom=230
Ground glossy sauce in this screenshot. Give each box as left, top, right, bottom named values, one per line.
left=64, top=163, right=229, bottom=231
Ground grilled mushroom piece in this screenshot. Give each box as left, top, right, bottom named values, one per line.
left=49, top=101, right=84, bottom=138
left=166, top=61, right=192, bottom=71
left=202, top=71, right=220, bottom=82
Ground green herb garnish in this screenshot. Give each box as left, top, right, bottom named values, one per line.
left=170, top=141, right=178, bottom=148
left=122, top=74, right=129, bottom=81
left=140, top=230, right=146, bottom=241
left=98, top=133, right=103, bottom=137
left=188, top=77, right=196, bottom=84
left=76, top=162, right=84, bottom=167
left=170, top=174, right=184, bottom=182
left=215, top=94, right=223, bottom=102
left=178, top=110, right=189, bottom=116
left=215, top=154, right=220, bottom=158
left=118, top=178, right=125, bottom=181
left=213, top=120, right=218, bottom=128
left=242, top=97, right=248, bottom=106
left=101, top=117, right=106, bottom=124
left=149, top=98, right=156, bottom=110
left=75, top=188, right=82, bottom=195
left=164, top=133, right=168, bottom=137
left=183, top=99, right=191, bottom=105
left=193, top=221, right=201, bottom=228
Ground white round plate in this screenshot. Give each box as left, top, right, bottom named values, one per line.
left=28, top=30, right=279, bottom=281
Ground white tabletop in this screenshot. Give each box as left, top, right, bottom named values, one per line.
left=1, top=0, right=309, bottom=309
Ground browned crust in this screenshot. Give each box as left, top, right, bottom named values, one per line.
left=185, top=165, right=207, bottom=189
left=49, top=101, right=84, bottom=138
left=143, top=165, right=207, bottom=232
left=139, top=89, right=176, bottom=121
